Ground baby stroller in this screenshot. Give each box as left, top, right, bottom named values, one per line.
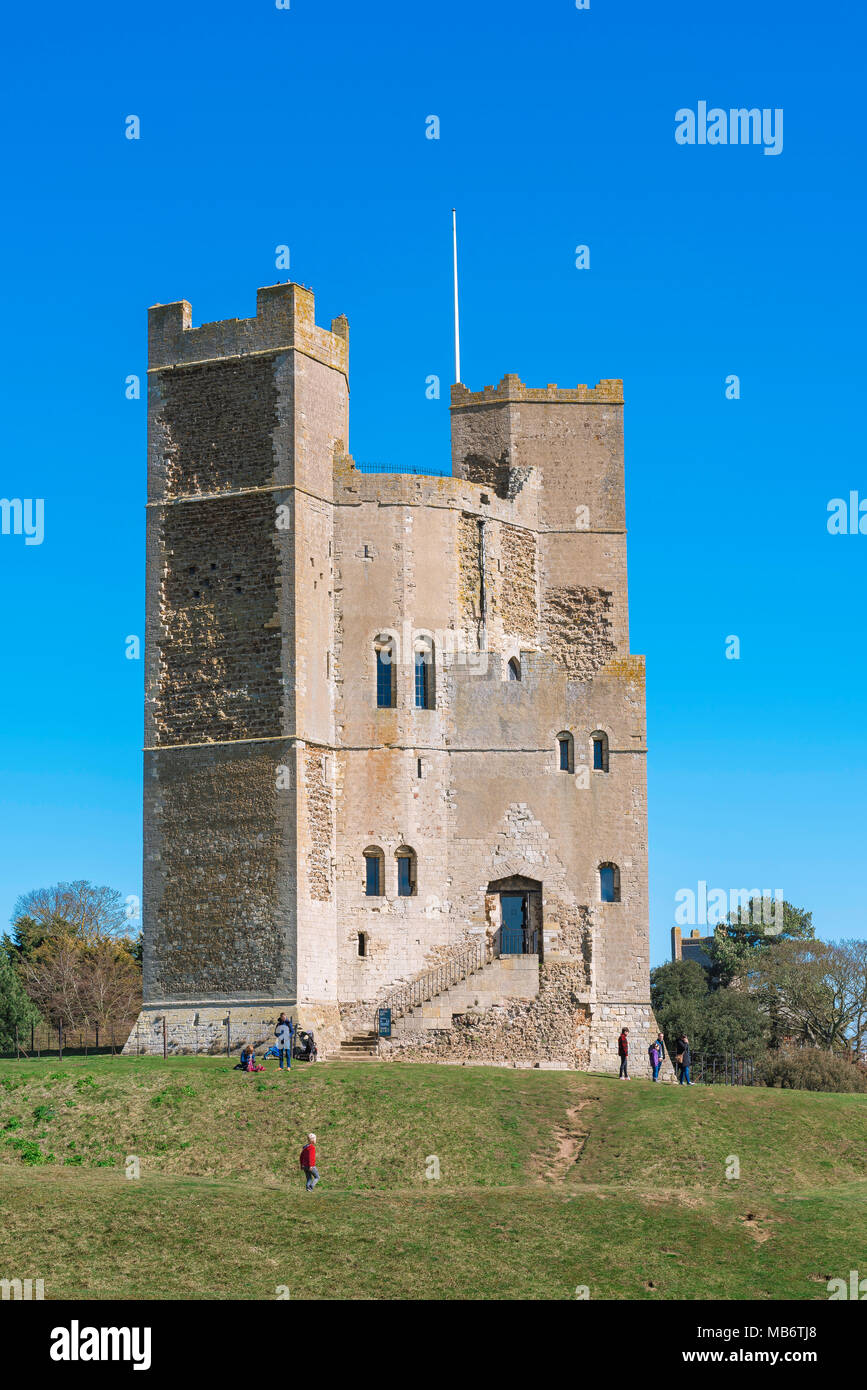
left=293, top=1029, right=318, bottom=1063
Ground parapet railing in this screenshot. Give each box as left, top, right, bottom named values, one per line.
left=379, top=939, right=494, bottom=1022
left=353, top=461, right=450, bottom=477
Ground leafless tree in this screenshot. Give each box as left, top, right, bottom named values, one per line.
left=11, top=881, right=130, bottom=945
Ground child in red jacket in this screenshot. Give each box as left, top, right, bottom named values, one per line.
left=300, top=1133, right=320, bottom=1191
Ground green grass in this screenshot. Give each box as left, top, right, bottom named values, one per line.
left=0, top=1056, right=863, bottom=1299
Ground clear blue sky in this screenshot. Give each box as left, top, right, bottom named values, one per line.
left=0, top=0, right=864, bottom=966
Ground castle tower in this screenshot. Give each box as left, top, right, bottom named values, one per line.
left=128, top=280, right=654, bottom=1072
left=129, top=284, right=348, bottom=1053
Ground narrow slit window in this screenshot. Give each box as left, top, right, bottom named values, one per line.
left=592, top=731, right=609, bottom=772
left=557, top=732, right=574, bottom=772
left=600, top=863, right=620, bottom=903
left=396, top=848, right=417, bottom=897
left=375, top=636, right=395, bottom=708
left=414, top=639, right=435, bottom=709
left=364, top=848, right=384, bottom=897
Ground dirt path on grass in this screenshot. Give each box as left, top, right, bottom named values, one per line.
left=532, top=1098, right=597, bottom=1182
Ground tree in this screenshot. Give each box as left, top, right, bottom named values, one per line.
left=651, top=959, right=768, bottom=1058
left=750, top=939, right=862, bottom=1052
left=20, top=936, right=141, bottom=1032
left=0, top=957, right=41, bottom=1051
left=708, top=899, right=815, bottom=989
left=3, top=881, right=140, bottom=977
left=831, top=940, right=867, bottom=1057
left=8, top=881, right=130, bottom=952
left=700, top=989, right=768, bottom=1056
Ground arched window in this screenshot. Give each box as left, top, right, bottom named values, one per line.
left=557, top=732, right=574, bottom=773
left=591, top=731, right=609, bottom=772
left=375, top=634, right=396, bottom=708
left=363, top=847, right=384, bottom=897
left=396, top=846, right=417, bottom=897
left=508, top=657, right=521, bottom=682
left=599, top=862, right=621, bottom=903
left=414, top=636, right=435, bottom=709
left=357, top=932, right=367, bottom=958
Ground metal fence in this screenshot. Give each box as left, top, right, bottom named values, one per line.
left=688, top=1053, right=756, bottom=1086
left=1, top=1021, right=138, bottom=1060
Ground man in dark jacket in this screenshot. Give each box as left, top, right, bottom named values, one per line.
left=676, top=1034, right=693, bottom=1086
left=617, top=1028, right=630, bottom=1079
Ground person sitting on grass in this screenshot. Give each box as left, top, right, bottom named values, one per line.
left=235, top=1043, right=264, bottom=1073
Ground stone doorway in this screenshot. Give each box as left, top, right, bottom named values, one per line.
left=488, top=876, right=542, bottom=957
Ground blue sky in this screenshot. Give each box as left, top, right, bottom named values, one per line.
left=0, top=0, right=864, bottom=964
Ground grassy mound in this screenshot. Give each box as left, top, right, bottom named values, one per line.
left=0, top=1056, right=864, bottom=1300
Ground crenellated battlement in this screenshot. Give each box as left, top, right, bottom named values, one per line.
left=148, top=282, right=349, bottom=375
left=450, top=373, right=623, bottom=407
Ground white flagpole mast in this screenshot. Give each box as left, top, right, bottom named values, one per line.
left=452, top=207, right=461, bottom=384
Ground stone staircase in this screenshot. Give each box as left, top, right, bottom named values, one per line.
left=335, top=941, right=542, bottom=1058
left=338, top=1032, right=379, bottom=1060
left=391, top=954, right=540, bottom=1035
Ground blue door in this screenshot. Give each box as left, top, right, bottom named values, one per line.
left=499, top=892, right=531, bottom=954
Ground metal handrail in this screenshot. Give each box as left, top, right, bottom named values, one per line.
left=379, top=938, right=493, bottom=1021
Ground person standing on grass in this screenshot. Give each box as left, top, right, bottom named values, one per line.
left=275, top=1013, right=294, bottom=1071
left=655, top=1031, right=667, bottom=1069
left=617, top=1027, right=630, bottom=1079
left=648, top=1036, right=661, bottom=1082
left=677, top=1034, right=693, bottom=1086
left=300, top=1132, right=320, bottom=1191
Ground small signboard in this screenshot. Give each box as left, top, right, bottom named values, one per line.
left=377, top=1008, right=392, bottom=1038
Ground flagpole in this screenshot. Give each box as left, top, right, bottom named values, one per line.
left=452, top=208, right=461, bottom=384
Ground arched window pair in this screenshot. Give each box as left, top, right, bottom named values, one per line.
left=363, top=846, right=417, bottom=897
left=555, top=731, right=609, bottom=773
left=374, top=635, right=435, bottom=709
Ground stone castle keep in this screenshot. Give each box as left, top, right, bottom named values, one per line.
left=127, top=279, right=656, bottom=1072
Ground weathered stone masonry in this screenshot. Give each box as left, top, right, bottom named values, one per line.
left=127, top=281, right=656, bottom=1073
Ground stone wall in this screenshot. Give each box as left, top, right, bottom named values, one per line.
left=158, top=356, right=280, bottom=497
left=156, top=492, right=283, bottom=745
left=304, top=748, right=333, bottom=902
left=381, top=963, right=592, bottom=1069
left=496, top=521, right=537, bottom=642
left=542, top=584, right=617, bottom=681
left=144, top=742, right=295, bottom=1001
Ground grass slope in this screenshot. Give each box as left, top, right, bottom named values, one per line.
left=0, top=1056, right=864, bottom=1300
